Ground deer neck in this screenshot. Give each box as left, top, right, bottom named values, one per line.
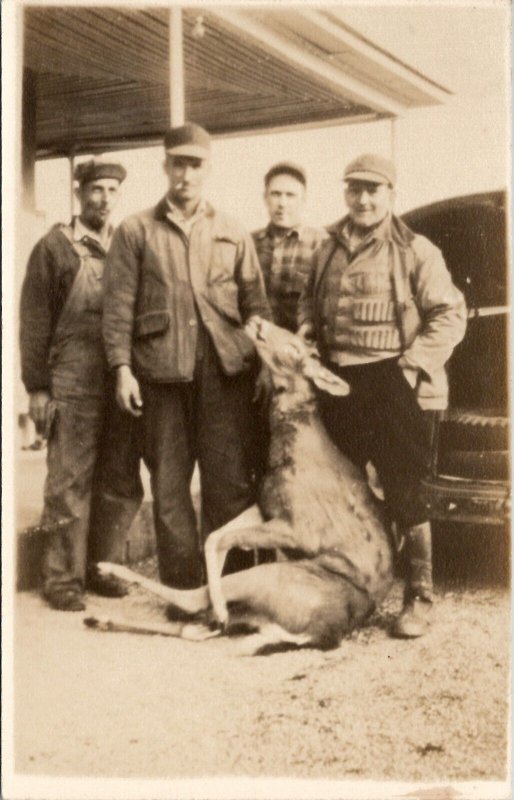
left=267, top=392, right=318, bottom=470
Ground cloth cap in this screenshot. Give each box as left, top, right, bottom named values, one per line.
left=74, top=158, right=127, bottom=187
left=344, top=153, right=396, bottom=187
left=264, top=161, right=307, bottom=187
left=164, top=123, right=211, bottom=159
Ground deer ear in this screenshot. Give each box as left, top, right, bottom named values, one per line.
left=303, top=359, right=350, bottom=396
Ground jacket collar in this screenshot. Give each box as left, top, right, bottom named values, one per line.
left=73, top=216, right=112, bottom=252
left=255, top=222, right=302, bottom=240
left=59, top=219, right=109, bottom=256
left=154, top=195, right=216, bottom=222
left=326, top=213, right=415, bottom=248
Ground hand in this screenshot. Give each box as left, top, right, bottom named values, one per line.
left=28, top=390, right=51, bottom=436
left=253, top=363, right=274, bottom=404
left=245, top=315, right=266, bottom=339
left=297, top=321, right=315, bottom=343
left=115, top=366, right=143, bottom=416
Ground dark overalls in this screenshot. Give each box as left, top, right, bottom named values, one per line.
left=41, top=230, right=143, bottom=594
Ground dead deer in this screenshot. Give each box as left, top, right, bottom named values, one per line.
left=97, top=320, right=393, bottom=654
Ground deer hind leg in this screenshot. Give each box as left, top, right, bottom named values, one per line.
left=232, top=623, right=313, bottom=656
left=202, top=504, right=264, bottom=578
left=219, top=560, right=375, bottom=653
left=198, top=576, right=314, bottom=655
left=204, top=518, right=300, bottom=625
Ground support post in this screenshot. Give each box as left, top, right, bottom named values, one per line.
left=69, top=153, right=76, bottom=220
left=21, top=68, right=37, bottom=212
left=390, top=117, right=396, bottom=163
left=169, top=7, right=185, bottom=125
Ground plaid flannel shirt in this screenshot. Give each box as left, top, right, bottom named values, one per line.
left=252, top=223, right=327, bottom=332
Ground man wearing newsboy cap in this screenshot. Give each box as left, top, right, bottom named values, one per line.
left=298, top=153, right=467, bottom=638
left=103, top=123, right=271, bottom=596
left=20, top=157, right=143, bottom=611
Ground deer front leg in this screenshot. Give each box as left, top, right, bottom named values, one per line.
left=205, top=504, right=264, bottom=578
left=97, top=562, right=210, bottom=614
left=205, top=518, right=299, bottom=625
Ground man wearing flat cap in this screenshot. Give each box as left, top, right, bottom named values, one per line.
left=298, top=153, right=467, bottom=638
left=20, top=157, right=143, bottom=611
left=103, top=123, right=271, bottom=595
left=253, top=162, right=326, bottom=333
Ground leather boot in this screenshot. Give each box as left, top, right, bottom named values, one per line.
left=392, top=522, right=433, bottom=639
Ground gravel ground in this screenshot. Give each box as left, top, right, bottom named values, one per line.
left=13, top=554, right=510, bottom=787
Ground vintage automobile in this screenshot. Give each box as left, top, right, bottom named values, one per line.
left=403, top=190, right=510, bottom=525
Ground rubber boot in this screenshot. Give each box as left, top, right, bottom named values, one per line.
left=392, top=522, right=433, bottom=639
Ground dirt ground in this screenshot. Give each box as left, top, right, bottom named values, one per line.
left=11, top=525, right=511, bottom=791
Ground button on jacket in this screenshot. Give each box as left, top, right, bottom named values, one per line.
left=103, top=197, right=271, bottom=382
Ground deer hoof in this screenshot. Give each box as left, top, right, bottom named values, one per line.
left=181, top=623, right=221, bottom=641
left=212, top=601, right=229, bottom=628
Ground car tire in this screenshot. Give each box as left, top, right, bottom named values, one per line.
left=440, top=409, right=509, bottom=452
left=438, top=449, right=509, bottom=481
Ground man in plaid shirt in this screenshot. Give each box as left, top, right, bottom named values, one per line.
left=253, top=162, right=326, bottom=332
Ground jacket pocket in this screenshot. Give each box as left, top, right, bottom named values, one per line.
left=210, top=235, right=238, bottom=278
left=44, top=400, right=59, bottom=441
left=205, top=283, right=242, bottom=325
left=417, top=365, right=448, bottom=406
left=134, top=310, right=170, bottom=339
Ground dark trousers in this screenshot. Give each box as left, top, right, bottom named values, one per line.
left=89, top=385, right=144, bottom=564
left=318, top=357, right=433, bottom=528
left=42, top=381, right=143, bottom=593
left=139, top=339, right=257, bottom=589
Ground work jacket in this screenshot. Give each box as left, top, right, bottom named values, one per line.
left=103, top=198, right=271, bottom=382
left=298, top=214, right=467, bottom=410
left=19, top=223, right=109, bottom=393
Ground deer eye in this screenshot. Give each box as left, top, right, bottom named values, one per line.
left=282, top=343, right=301, bottom=363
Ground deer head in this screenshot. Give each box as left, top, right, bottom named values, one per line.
left=246, top=318, right=349, bottom=409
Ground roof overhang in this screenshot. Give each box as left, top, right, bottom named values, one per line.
left=23, top=5, right=451, bottom=159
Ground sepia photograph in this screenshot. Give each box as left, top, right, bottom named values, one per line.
left=2, top=1, right=511, bottom=798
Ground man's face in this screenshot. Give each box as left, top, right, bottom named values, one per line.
left=344, top=180, right=394, bottom=229
left=78, top=178, right=121, bottom=231
left=264, top=174, right=306, bottom=230
left=164, top=155, right=210, bottom=206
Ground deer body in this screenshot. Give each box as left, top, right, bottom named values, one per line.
left=261, top=394, right=392, bottom=602
left=99, top=321, right=394, bottom=654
